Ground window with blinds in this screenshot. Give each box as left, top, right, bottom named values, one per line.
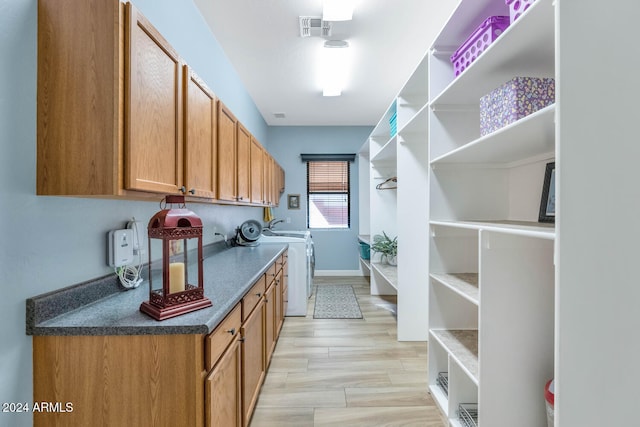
left=307, top=160, right=350, bottom=229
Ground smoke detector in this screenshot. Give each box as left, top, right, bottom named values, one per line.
left=299, top=16, right=332, bottom=38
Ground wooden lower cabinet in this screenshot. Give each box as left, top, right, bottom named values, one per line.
left=206, top=335, right=242, bottom=427
left=33, top=335, right=205, bottom=427
left=240, top=300, right=265, bottom=426
left=275, top=269, right=285, bottom=333
left=281, top=257, right=289, bottom=329
left=32, top=256, right=287, bottom=427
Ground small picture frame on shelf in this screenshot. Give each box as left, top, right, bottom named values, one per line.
left=287, top=194, right=300, bottom=210
left=538, top=162, right=555, bottom=223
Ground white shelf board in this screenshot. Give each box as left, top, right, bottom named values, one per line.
left=430, top=329, right=479, bottom=384
left=431, top=273, right=479, bottom=306
left=370, top=135, right=397, bottom=164
left=397, top=94, right=428, bottom=111
left=400, top=54, right=429, bottom=97
left=432, top=0, right=509, bottom=53
left=370, top=100, right=396, bottom=139
left=428, top=384, right=449, bottom=417
left=432, top=0, right=554, bottom=106
left=371, top=262, right=397, bottom=290
left=431, top=104, right=555, bottom=165
left=359, top=257, right=371, bottom=271
left=430, top=220, right=555, bottom=240
left=398, top=103, right=429, bottom=137
left=449, top=418, right=468, bottom=427
left=357, top=234, right=371, bottom=245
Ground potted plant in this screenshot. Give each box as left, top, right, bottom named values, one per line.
left=371, top=232, right=398, bottom=265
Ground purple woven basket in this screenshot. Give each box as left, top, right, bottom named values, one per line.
left=450, top=16, right=510, bottom=77
left=506, top=0, right=536, bottom=23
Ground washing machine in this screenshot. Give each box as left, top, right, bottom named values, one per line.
left=259, top=231, right=314, bottom=316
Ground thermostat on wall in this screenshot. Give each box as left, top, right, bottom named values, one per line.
left=108, top=229, right=134, bottom=267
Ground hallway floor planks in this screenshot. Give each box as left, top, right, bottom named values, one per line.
left=249, top=276, right=446, bottom=427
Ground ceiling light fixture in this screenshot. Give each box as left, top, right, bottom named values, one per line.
left=320, top=40, right=350, bottom=97
left=322, top=0, right=354, bottom=21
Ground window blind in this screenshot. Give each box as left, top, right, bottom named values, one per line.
left=307, top=160, right=350, bottom=228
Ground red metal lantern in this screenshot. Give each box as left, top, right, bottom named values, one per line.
left=140, top=195, right=212, bottom=320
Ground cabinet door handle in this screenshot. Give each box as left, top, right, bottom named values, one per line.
left=239, top=337, right=245, bottom=343
left=227, top=328, right=236, bottom=336
left=256, top=293, right=261, bottom=297
left=179, top=186, right=186, bottom=194
left=189, top=188, right=195, bottom=194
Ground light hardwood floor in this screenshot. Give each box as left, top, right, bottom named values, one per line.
left=249, top=276, right=446, bottom=427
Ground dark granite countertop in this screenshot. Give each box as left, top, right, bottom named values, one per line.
left=26, top=243, right=287, bottom=336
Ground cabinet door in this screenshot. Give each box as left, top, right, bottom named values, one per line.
left=262, top=151, right=272, bottom=206
left=270, top=157, right=278, bottom=207
left=264, top=283, right=276, bottom=367
left=236, top=123, right=251, bottom=203
left=275, top=269, right=284, bottom=333
left=184, top=66, right=217, bottom=199
left=250, top=137, right=264, bottom=204
left=217, top=102, right=237, bottom=201
left=281, top=258, right=289, bottom=323
left=240, top=300, right=265, bottom=426
left=126, top=3, right=183, bottom=194
left=274, top=164, right=284, bottom=207
left=36, top=0, right=122, bottom=196
left=205, top=336, right=241, bottom=427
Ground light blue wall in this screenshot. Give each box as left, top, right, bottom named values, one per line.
left=0, top=1, right=265, bottom=426
left=268, top=126, right=372, bottom=272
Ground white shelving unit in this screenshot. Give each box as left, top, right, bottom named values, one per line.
left=360, top=0, right=640, bottom=425
left=359, top=51, right=431, bottom=340
left=364, top=100, right=398, bottom=296
left=427, top=0, right=556, bottom=425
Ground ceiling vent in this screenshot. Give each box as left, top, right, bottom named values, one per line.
left=299, top=16, right=332, bottom=38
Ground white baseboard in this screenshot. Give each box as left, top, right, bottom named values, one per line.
left=314, top=270, right=363, bottom=277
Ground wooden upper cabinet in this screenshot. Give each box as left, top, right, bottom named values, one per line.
left=250, top=137, right=264, bottom=204
left=275, top=163, right=285, bottom=207
left=125, top=3, right=183, bottom=194
left=36, top=0, right=280, bottom=205
left=184, top=66, right=217, bottom=199
left=236, top=124, right=251, bottom=203
left=262, top=151, right=272, bottom=206
left=217, top=102, right=238, bottom=202
left=37, top=0, right=123, bottom=195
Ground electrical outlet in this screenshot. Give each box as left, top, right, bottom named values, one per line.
left=108, top=229, right=134, bottom=267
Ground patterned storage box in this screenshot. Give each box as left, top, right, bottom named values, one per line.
left=505, top=0, right=537, bottom=23
left=480, top=77, right=555, bottom=136
left=450, top=16, right=510, bottom=77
